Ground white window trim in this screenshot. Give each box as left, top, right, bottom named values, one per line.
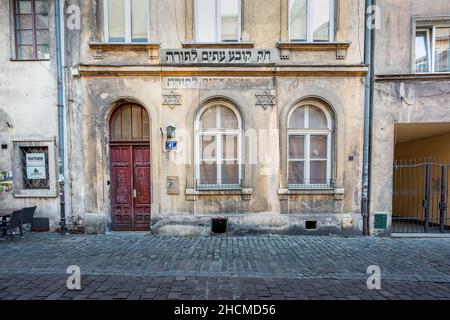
left=287, top=104, right=333, bottom=189
left=414, top=27, right=433, bottom=73
left=194, top=102, right=243, bottom=189
left=288, top=0, right=334, bottom=43
left=194, top=0, right=242, bottom=43
left=415, top=25, right=450, bottom=73
left=103, top=0, right=150, bottom=43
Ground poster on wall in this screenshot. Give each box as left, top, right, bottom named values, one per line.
left=0, top=170, right=13, bottom=195
left=26, top=153, right=47, bottom=180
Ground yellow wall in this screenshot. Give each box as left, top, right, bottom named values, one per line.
left=394, top=132, right=450, bottom=226
left=395, top=132, right=450, bottom=161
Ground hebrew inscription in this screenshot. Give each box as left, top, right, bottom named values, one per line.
left=161, top=49, right=277, bottom=65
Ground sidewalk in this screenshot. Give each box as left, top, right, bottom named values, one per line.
left=0, top=233, right=449, bottom=300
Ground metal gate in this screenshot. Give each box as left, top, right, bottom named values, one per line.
left=392, top=159, right=450, bottom=233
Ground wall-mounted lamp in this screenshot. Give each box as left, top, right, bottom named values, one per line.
left=166, top=124, right=176, bottom=140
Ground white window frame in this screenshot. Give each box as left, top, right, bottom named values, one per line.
left=194, top=0, right=242, bottom=43
left=415, top=28, right=432, bottom=73
left=415, top=25, right=450, bottom=73
left=287, top=103, right=333, bottom=189
left=103, top=0, right=150, bottom=43
left=195, top=102, right=243, bottom=190
left=288, top=0, right=334, bottom=43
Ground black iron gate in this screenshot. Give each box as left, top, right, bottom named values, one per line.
left=392, top=159, right=450, bottom=233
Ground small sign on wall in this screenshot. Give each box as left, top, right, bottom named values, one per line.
left=26, top=153, right=47, bottom=180
left=167, top=176, right=179, bottom=195
left=165, top=140, right=178, bottom=151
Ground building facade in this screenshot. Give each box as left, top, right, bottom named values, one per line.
left=61, top=0, right=367, bottom=236
left=3, top=0, right=447, bottom=236
left=371, top=0, right=450, bottom=235
left=0, top=0, right=62, bottom=229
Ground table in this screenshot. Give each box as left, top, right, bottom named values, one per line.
left=0, top=208, right=21, bottom=237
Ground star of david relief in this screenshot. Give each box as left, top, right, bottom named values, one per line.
left=255, top=91, right=276, bottom=110
left=162, top=91, right=182, bottom=109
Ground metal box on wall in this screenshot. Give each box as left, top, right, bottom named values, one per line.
left=374, top=212, right=388, bottom=229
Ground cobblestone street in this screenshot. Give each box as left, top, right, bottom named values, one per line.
left=0, top=233, right=449, bottom=300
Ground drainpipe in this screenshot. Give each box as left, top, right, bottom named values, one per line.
left=361, top=0, right=374, bottom=236
left=55, top=0, right=67, bottom=234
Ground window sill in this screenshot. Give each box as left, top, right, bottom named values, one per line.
left=186, top=188, right=253, bottom=201
left=14, top=190, right=57, bottom=198
left=10, top=59, right=50, bottom=62
left=88, top=42, right=161, bottom=51
left=182, top=42, right=255, bottom=49
left=278, top=187, right=344, bottom=200
left=276, top=41, right=351, bottom=60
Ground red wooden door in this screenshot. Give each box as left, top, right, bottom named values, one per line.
left=111, top=145, right=151, bottom=231
left=111, top=146, right=133, bottom=231
left=133, top=146, right=151, bottom=231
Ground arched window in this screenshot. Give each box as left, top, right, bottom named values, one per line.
left=288, top=103, right=333, bottom=188
left=195, top=102, right=243, bottom=189
left=110, top=104, right=150, bottom=142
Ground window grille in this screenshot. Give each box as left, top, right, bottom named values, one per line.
left=20, top=146, right=50, bottom=190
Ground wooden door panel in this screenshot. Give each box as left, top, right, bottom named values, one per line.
left=111, top=146, right=133, bottom=231
left=133, top=146, right=151, bottom=231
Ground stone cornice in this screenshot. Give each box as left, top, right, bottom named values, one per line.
left=78, top=64, right=368, bottom=77
left=376, top=73, right=450, bottom=82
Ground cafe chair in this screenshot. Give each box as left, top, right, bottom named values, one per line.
left=0, top=209, right=23, bottom=242
left=21, top=206, right=37, bottom=233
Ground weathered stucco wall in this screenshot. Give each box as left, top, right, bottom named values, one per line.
left=375, top=0, right=450, bottom=75
left=61, top=0, right=368, bottom=235
left=0, top=0, right=60, bottom=229
left=371, top=0, right=450, bottom=235
left=371, top=81, right=450, bottom=234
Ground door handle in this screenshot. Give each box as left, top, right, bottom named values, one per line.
left=133, top=189, right=137, bottom=198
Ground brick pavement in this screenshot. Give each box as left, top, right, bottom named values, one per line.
left=0, top=233, right=449, bottom=300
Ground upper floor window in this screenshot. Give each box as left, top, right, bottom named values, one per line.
left=195, top=0, right=241, bottom=43
left=13, top=0, right=50, bottom=60
left=289, top=0, right=333, bottom=42
left=103, top=0, right=148, bottom=43
left=288, top=103, right=333, bottom=189
left=415, top=26, right=450, bottom=73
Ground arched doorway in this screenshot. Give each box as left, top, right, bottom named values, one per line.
left=109, top=103, right=151, bottom=231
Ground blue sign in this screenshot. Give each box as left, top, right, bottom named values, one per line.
left=165, top=140, right=177, bottom=150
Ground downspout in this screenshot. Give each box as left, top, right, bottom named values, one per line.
left=362, top=0, right=374, bottom=236
left=55, top=0, right=67, bottom=234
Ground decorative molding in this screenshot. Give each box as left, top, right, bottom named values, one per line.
left=276, top=42, right=351, bottom=60
left=162, top=91, right=182, bottom=109
left=414, top=15, right=450, bottom=26
left=256, top=91, right=276, bottom=110
left=88, top=42, right=161, bottom=51
left=93, top=51, right=106, bottom=60
left=79, top=65, right=368, bottom=77
left=182, top=42, right=256, bottom=49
